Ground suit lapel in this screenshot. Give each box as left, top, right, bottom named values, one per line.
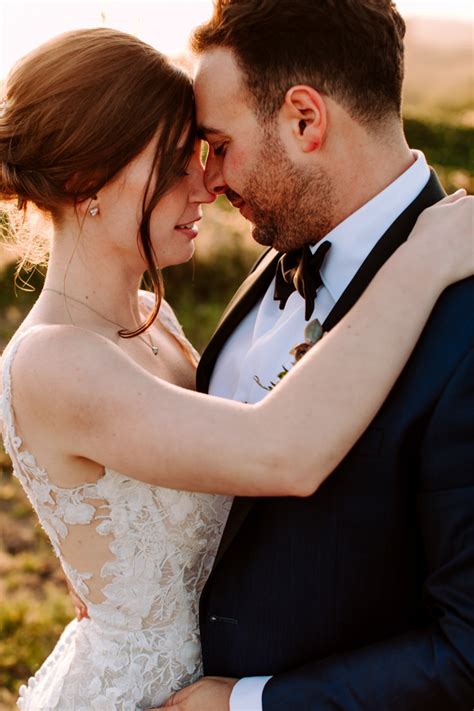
left=210, top=170, right=445, bottom=572
left=196, top=248, right=280, bottom=393
left=323, top=170, right=445, bottom=331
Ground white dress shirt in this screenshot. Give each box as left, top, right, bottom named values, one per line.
left=209, top=151, right=430, bottom=711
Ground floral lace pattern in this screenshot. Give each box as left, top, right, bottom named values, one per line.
left=0, top=300, right=231, bottom=710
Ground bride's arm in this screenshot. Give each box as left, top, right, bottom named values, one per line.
left=17, top=194, right=473, bottom=497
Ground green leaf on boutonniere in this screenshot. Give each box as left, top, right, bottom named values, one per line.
left=254, top=366, right=289, bottom=391
left=304, top=319, right=323, bottom=345
left=254, top=375, right=278, bottom=391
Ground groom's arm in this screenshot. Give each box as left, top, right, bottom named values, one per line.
left=260, top=346, right=474, bottom=711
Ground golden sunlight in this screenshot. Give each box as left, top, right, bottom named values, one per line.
left=0, top=0, right=213, bottom=79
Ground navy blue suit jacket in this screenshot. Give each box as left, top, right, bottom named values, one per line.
left=196, top=172, right=474, bottom=709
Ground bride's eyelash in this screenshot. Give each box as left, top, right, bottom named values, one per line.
left=213, top=143, right=227, bottom=156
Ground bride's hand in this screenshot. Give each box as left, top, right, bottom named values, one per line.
left=65, top=576, right=89, bottom=621
left=407, top=190, right=473, bottom=285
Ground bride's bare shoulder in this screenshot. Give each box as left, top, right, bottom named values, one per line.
left=9, top=324, right=120, bottom=407
left=12, top=322, right=112, bottom=363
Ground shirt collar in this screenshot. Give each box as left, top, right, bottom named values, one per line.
left=315, top=150, right=431, bottom=304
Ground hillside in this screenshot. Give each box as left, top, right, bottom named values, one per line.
left=403, top=17, right=473, bottom=123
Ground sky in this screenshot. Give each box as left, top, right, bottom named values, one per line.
left=1, top=0, right=473, bottom=79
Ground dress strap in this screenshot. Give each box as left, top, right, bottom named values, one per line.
left=0, top=326, right=47, bottom=479
left=1, top=326, right=43, bottom=440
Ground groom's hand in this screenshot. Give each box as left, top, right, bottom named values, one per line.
left=149, top=676, right=238, bottom=710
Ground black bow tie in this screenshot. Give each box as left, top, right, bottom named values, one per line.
left=274, top=241, right=332, bottom=321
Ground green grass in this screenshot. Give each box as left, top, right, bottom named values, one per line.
left=0, top=461, right=74, bottom=709
left=404, top=117, right=474, bottom=192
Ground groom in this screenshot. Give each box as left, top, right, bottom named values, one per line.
left=158, top=1, right=474, bottom=709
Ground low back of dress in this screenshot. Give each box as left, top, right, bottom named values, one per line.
left=0, top=317, right=231, bottom=710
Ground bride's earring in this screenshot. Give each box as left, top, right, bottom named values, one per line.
left=89, top=195, right=99, bottom=217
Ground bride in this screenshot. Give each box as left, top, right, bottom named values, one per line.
left=0, top=28, right=472, bottom=711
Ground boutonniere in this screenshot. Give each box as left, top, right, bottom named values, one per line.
left=254, top=319, right=325, bottom=392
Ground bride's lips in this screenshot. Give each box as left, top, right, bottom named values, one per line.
left=174, top=216, right=201, bottom=239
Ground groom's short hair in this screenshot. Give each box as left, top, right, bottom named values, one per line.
left=191, top=0, right=406, bottom=127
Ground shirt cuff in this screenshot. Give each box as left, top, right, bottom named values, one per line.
left=230, top=676, right=272, bottom=711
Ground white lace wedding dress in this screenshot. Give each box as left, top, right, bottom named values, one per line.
left=0, top=296, right=231, bottom=710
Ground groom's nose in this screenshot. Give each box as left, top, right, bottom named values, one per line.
left=204, top=153, right=228, bottom=196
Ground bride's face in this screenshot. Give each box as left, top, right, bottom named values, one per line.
left=97, top=136, right=214, bottom=270
left=150, top=143, right=215, bottom=268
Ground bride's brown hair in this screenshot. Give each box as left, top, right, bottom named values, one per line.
left=0, top=27, right=195, bottom=337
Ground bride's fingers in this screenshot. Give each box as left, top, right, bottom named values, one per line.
left=65, top=578, right=89, bottom=620
left=437, top=189, right=467, bottom=205
left=147, top=689, right=183, bottom=708
left=408, top=192, right=473, bottom=282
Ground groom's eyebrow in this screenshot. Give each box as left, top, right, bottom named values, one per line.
left=197, top=125, right=224, bottom=139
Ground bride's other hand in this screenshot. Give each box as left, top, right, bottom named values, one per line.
left=407, top=190, right=473, bottom=284
left=148, top=676, right=237, bottom=710
left=66, top=577, right=89, bottom=621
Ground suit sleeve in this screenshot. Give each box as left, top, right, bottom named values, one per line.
left=263, top=348, right=474, bottom=710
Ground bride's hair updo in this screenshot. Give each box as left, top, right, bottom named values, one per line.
left=0, top=27, right=195, bottom=336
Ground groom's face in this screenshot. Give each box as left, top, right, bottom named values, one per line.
left=194, top=48, right=335, bottom=252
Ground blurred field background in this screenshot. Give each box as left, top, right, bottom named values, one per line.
left=1, top=12, right=473, bottom=709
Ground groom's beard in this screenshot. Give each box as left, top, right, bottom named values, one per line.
left=242, top=136, right=336, bottom=253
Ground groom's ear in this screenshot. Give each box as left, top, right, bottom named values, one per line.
left=280, top=86, right=327, bottom=153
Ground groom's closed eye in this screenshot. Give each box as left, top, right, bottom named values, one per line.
left=212, top=143, right=227, bottom=157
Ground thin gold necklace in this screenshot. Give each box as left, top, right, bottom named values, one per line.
left=43, top=287, right=159, bottom=356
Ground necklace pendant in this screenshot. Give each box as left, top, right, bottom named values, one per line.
left=151, top=346, right=159, bottom=356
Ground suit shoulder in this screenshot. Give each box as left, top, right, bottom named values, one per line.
left=432, top=277, right=474, bottom=333
left=415, top=276, right=474, bottom=369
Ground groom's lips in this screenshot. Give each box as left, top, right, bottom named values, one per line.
left=226, top=191, right=253, bottom=221
left=226, top=190, right=243, bottom=207
left=239, top=203, right=253, bottom=221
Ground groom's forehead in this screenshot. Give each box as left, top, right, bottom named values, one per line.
left=194, top=48, right=246, bottom=112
